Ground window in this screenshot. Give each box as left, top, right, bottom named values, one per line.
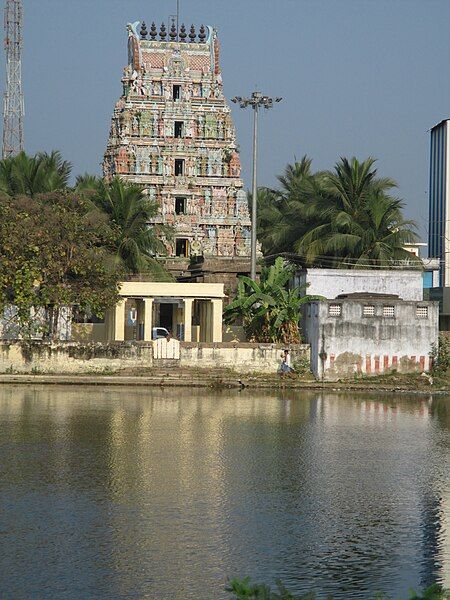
left=423, top=271, right=433, bottom=289
left=174, top=159, right=184, bottom=176
left=175, top=238, right=189, bottom=257
left=174, top=121, right=184, bottom=138
left=383, top=306, right=395, bottom=317
left=328, top=304, right=342, bottom=317
left=363, top=305, right=375, bottom=317
left=416, top=306, right=428, bottom=318
left=173, top=85, right=181, bottom=100
left=175, top=197, right=186, bottom=215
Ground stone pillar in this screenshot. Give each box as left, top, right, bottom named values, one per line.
left=114, top=298, right=126, bottom=341
left=184, top=298, right=194, bottom=342
left=211, top=299, right=223, bottom=342
left=143, top=298, right=154, bottom=342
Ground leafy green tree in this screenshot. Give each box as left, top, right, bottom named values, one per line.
left=0, top=150, right=71, bottom=197
left=224, top=257, right=319, bottom=344
left=255, top=156, right=418, bottom=268
left=0, top=192, right=120, bottom=339
left=75, top=173, right=102, bottom=192
left=277, top=155, right=314, bottom=198
left=89, top=177, right=173, bottom=280
left=255, top=156, right=319, bottom=256
left=297, top=157, right=418, bottom=267
left=430, top=335, right=450, bottom=374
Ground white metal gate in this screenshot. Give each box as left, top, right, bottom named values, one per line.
left=153, top=338, right=180, bottom=360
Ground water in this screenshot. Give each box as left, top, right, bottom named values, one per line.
left=0, top=386, right=448, bottom=599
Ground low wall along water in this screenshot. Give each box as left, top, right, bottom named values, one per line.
left=0, top=341, right=310, bottom=375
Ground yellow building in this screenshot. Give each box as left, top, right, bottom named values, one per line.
left=73, top=281, right=225, bottom=343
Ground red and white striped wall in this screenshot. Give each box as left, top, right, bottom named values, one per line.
left=326, top=353, right=431, bottom=375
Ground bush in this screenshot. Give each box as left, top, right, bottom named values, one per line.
left=430, top=335, right=450, bottom=374
left=226, top=578, right=450, bottom=600
left=293, top=354, right=311, bottom=376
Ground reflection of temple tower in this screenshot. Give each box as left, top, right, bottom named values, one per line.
left=103, top=20, right=251, bottom=273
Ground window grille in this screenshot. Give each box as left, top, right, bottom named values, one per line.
left=328, top=304, right=342, bottom=317
left=416, top=306, right=428, bottom=318
left=363, top=305, right=375, bottom=317
left=383, top=306, right=395, bottom=317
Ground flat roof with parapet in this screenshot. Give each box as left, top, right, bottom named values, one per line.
left=119, top=281, right=225, bottom=299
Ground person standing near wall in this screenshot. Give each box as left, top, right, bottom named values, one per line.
left=280, top=349, right=294, bottom=374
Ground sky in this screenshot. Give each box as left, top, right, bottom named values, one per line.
left=4, top=0, right=450, bottom=240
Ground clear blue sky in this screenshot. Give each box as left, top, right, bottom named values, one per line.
left=6, top=0, right=450, bottom=239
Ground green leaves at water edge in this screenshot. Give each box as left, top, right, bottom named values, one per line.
left=226, top=578, right=449, bottom=600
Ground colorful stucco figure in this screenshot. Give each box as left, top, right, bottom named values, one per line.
left=103, top=20, right=251, bottom=261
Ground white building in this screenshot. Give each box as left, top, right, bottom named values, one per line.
left=303, top=296, right=438, bottom=380
left=293, top=268, right=438, bottom=379
left=292, top=268, right=425, bottom=301
left=428, top=118, right=450, bottom=286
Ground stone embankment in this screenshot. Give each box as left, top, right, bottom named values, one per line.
left=0, top=340, right=310, bottom=375
left=0, top=369, right=447, bottom=394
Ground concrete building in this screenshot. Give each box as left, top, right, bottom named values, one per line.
left=73, top=281, right=225, bottom=343
left=428, top=119, right=450, bottom=286
left=1, top=306, right=72, bottom=341
left=422, top=258, right=440, bottom=289
left=292, top=268, right=425, bottom=301
left=103, top=19, right=251, bottom=285
left=303, top=295, right=439, bottom=380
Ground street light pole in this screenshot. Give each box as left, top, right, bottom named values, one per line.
left=250, top=101, right=259, bottom=281
left=232, top=92, right=282, bottom=280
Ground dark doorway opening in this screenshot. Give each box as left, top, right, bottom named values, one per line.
left=174, top=121, right=183, bottom=138
left=175, top=197, right=186, bottom=215
left=174, top=159, right=184, bottom=176
left=173, top=85, right=181, bottom=100
left=176, top=238, right=189, bottom=257
left=159, top=303, right=173, bottom=331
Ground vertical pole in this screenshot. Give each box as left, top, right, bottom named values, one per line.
left=176, top=0, right=179, bottom=41
left=251, top=103, right=258, bottom=281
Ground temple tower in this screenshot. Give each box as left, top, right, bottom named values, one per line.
left=103, top=21, right=251, bottom=271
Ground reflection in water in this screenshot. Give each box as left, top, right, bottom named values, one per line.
left=0, top=386, right=448, bottom=599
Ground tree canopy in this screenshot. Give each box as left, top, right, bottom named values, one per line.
left=256, top=156, right=419, bottom=268
left=77, top=176, right=174, bottom=280
left=0, top=192, right=121, bottom=339
left=0, top=150, right=71, bottom=197
left=0, top=150, right=174, bottom=282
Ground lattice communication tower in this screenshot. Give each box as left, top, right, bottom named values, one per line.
left=2, top=0, right=24, bottom=158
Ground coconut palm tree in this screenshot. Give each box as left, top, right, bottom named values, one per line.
left=92, top=177, right=173, bottom=279
left=0, top=150, right=71, bottom=197
left=297, top=157, right=419, bottom=267
left=255, top=156, right=322, bottom=256
left=75, top=173, right=102, bottom=192
left=276, top=155, right=313, bottom=199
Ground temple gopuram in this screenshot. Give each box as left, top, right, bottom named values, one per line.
left=103, top=20, right=251, bottom=286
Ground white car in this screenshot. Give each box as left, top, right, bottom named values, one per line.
left=152, top=327, right=170, bottom=340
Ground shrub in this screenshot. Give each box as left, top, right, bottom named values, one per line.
left=430, top=335, right=450, bottom=374
left=225, top=579, right=449, bottom=600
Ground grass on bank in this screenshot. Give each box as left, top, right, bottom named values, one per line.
left=226, top=578, right=450, bottom=599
